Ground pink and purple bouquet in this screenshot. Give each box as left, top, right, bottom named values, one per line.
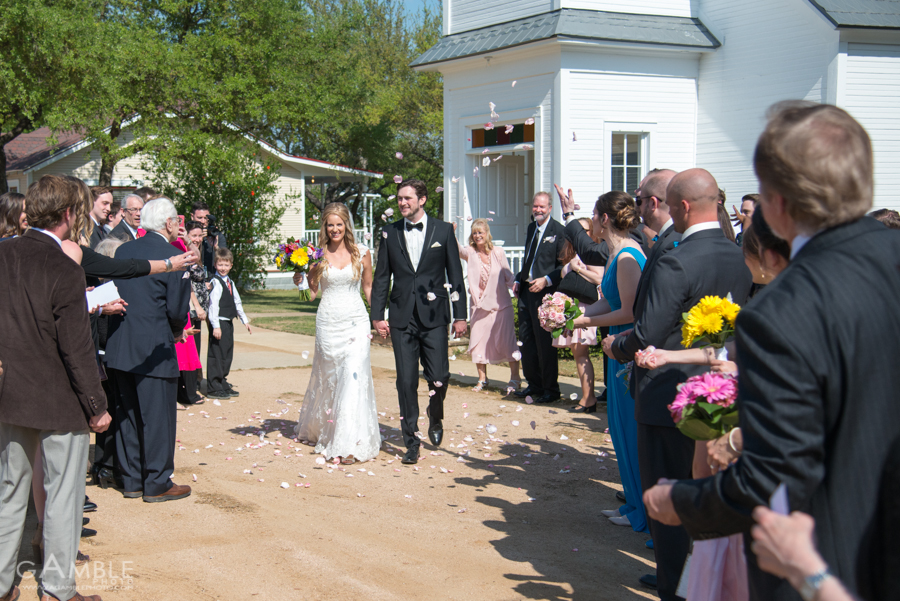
left=273, top=238, right=324, bottom=300
left=537, top=292, right=583, bottom=338
left=668, top=372, right=739, bottom=440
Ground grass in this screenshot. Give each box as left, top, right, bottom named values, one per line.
left=240, top=290, right=320, bottom=315
left=252, top=315, right=318, bottom=337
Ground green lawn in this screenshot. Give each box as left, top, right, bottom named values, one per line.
left=240, top=290, right=320, bottom=315
left=252, top=314, right=319, bottom=336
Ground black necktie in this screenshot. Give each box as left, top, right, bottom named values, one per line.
left=523, top=226, right=541, bottom=277
left=406, top=221, right=423, bottom=231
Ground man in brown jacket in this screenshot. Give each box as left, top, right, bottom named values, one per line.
left=0, top=174, right=111, bottom=601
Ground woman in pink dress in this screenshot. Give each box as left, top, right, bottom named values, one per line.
left=553, top=218, right=605, bottom=411
left=458, top=219, right=520, bottom=392
left=172, top=235, right=205, bottom=406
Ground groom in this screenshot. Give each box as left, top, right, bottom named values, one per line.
left=371, top=179, right=467, bottom=465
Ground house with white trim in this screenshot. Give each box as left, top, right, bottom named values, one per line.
left=4, top=126, right=382, bottom=287
left=414, top=0, right=900, bottom=270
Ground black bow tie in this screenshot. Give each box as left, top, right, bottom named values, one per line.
left=406, top=221, right=424, bottom=231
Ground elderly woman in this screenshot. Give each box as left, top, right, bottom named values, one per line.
left=457, top=218, right=520, bottom=392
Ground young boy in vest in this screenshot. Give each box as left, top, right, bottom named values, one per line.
left=207, top=248, right=251, bottom=399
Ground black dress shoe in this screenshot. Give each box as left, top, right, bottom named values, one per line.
left=81, top=527, right=97, bottom=538
left=83, top=517, right=90, bottom=526
left=514, top=386, right=540, bottom=398
left=90, top=467, right=116, bottom=489
left=639, top=574, right=657, bottom=590
left=122, top=490, right=143, bottom=499
left=535, top=391, right=561, bottom=404
left=426, top=407, right=443, bottom=446
left=401, top=447, right=420, bottom=465
left=83, top=499, right=97, bottom=513
left=616, top=490, right=626, bottom=503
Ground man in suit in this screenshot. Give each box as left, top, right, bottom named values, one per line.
left=0, top=174, right=110, bottom=601
left=589, top=168, right=752, bottom=601
left=88, top=186, right=113, bottom=248
left=371, top=179, right=467, bottom=465
left=108, top=193, right=143, bottom=241
left=106, top=197, right=193, bottom=502
left=104, top=199, right=123, bottom=234
left=512, top=192, right=567, bottom=404
left=644, top=103, right=900, bottom=601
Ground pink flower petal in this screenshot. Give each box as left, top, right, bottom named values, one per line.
left=525, top=118, right=535, bottom=125
left=395, top=152, right=403, bottom=160
left=511, top=80, right=516, bottom=87
left=393, top=175, right=403, bottom=183
left=435, top=186, right=444, bottom=193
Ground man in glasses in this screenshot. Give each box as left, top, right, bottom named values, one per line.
left=109, top=193, right=144, bottom=241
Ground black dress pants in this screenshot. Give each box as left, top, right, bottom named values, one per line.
left=389, top=307, right=449, bottom=450
left=113, top=369, right=178, bottom=496
left=637, top=421, right=696, bottom=601
left=92, top=367, right=119, bottom=471
left=207, top=319, right=234, bottom=393
left=517, top=287, right=559, bottom=395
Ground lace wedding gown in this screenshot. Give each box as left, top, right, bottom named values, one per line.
left=294, top=248, right=381, bottom=462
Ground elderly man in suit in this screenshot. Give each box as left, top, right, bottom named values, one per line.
left=108, top=193, right=143, bottom=242
left=105, top=197, right=192, bottom=503
left=644, top=103, right=900, bottom=601
left=0, top=174, right=111, bottom=601
left=513, top=192, right=568, bottom=404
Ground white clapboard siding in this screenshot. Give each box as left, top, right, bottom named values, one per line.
left=447, top=0, right=551, bottom=34
left=32, top=129, right=152, bottom=186
left=274, top=163, right=306, bottom=242
left=565, top=68, right=698, bottom=210
left=561, top=0, right=692, bottom=18
left=842, top=43, right=900, bottom=212
left=695, top=0, right=839, bottom=205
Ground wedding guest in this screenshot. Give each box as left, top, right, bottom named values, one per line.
left=106, top=197, right=193, bottom=502
left=718, top=203, right=737, bottom=243
left=734, top=194, right=758, bottom=245
left=0, top=174, right=111, bottom=601
left=171, top=232, right=206, bottom=407
left=554, top=218, right=604, bottom=411
left=513, top=192, right=567, bottom=404
left=88, top=186, right=113, bottom=248
left=457, top=219, right=520, bottom=392
left=184, top=221, right=210, bottom=376
left=105, top=199, right=123, bottom=233
left=109, top=193, right=143, bottom=241
left=567, top=192, right=648, bottom=534
left=0, top=191, right=27, bottom=241
left=644, top=101, right=900, bottom=601
left=191, top=201, right=228, bottom=275
left=869, top=208, right=900, bottom=229
left=592, top=168, right=752, bottom=600
left=207, top=248, right=251, bottom=400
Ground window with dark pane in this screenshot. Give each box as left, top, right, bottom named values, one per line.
left=471, top=123, right=535, bottom=148
left=610, top=133, right=644, bottom=193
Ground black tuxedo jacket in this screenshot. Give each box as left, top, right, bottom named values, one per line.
left=624, top=228, right=751, bottom=426
left=629, top=223, right=681, bottom=318
left=565, top=221, right=649, bottom=269
left=105, top=233, right=191, bottom=378
left=370, top=217, right=467, bottom=329
left=672, top=218, right=900, bottom=601
left=89, top=221, right=107, bottom=249
left=516, top=218, right=567, bottom=287
left=109, top=220, right=136, bottom=242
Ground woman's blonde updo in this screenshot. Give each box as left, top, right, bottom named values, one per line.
left=309, top=202, right=362, bottom=287
left=595, top=190, right=640, bottom=232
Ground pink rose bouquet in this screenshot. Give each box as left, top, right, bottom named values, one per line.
left=537, top=291, right=583, bottom=338
left=668, top=372, right=739, bottom=440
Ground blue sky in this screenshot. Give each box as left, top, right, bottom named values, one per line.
left=402, top=0, right=439, bottom=16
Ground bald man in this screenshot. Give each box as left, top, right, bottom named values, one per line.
left=602, top=168, right=752, bottom=600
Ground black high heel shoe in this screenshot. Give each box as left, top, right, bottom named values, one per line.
left=568, top=402, right=597, bottom=414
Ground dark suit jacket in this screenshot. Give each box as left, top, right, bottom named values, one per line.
left=672, top=218, right=900, bottom=600
left=89, top=220, right=107, bottom=249
left=105, top=233, right=191, bottom=378
left=109, top=220, right=136, bottom=242
left=370, top=217, right=467, bottom=329
left=0, top=230, right=107, bottom=431
left=624, top=228, right=751, bottom=426
left=565, top=221, right=649, bottom=269
left=516, top=218, right=567, bottom=287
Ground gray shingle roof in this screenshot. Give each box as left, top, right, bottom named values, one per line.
left=411, top=9, right=720, bottom=68
left=808, top=0, right=900, bottom=28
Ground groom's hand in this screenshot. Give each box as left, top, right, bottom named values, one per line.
left=373, top=320, right=389, bottom=339
left=452, top=320, right=467, bottom=339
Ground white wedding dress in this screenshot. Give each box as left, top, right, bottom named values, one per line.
left=294, top=247, right=381, bottom=462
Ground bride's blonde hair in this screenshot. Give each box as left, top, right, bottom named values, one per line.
left=309, top=202, right=361, bottom=287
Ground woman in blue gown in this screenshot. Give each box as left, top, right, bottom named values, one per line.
left=572, top=190, right=648, bottom=533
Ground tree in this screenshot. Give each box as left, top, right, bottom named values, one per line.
left=145, top=136, right=286, bottom=289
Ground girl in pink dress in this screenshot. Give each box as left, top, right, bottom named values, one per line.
left=458, top=219, right=520, bottom=392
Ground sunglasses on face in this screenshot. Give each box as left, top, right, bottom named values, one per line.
left=634, top=195, right=653, bottom=207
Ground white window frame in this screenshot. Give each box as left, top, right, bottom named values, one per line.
left=604, top=122, right=655, bottom=194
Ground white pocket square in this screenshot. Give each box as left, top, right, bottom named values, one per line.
left=544, top=235, right=556, bottom=243
left=431, top=241, right=442, bottom=248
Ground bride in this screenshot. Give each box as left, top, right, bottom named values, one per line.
left=293, top=202, right=380, bottom=464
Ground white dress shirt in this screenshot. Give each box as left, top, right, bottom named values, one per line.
left=658, top=218, right=674, bottom=237
left=681, top=221, right=721, bottom=241
left=790, top=230, right=822, bottom=260
left=208, top=274, right=249, bottom=328
left=123, top=220, right=138, bottom=239
left=404, top=212, right=428, bottom=271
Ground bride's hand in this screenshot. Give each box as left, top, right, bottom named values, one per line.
left=293, top=272, right=305, bottom=287
left=372, top=319, right=389, bottom=339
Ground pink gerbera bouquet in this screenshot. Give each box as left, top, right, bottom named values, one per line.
left=668, top=372, right=739, bottom=440
left=537, top=291, right=583, bottom=338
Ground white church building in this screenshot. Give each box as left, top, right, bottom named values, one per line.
left=413, top=0, right=900, bottom=268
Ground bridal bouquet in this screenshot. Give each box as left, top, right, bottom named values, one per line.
left=668, top=372, right=739, bottom=440
left=681, top=294, right=741, bottom=356
left=538, top=292, right=583, bottom=338
left=273, top=238, right=324, bottom=301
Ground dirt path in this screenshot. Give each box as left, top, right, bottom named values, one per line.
left=15, top=357, right=656, bottom=600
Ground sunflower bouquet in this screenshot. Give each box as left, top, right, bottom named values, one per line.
left=681, top=294, right=741, bottom=352
left=273, top=238, right=324, bottom=300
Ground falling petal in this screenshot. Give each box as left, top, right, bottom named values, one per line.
left=192, top=473, right=198, bottom=482
left=212, top=399, right=221, bottom=406
left=433, top=381, right=443, bottom=388
left=395, top=152, right=404, bottom=160
left=482, top=149, right=489, bottom=155
left=449, top=355, right=456, bottom=360
left=492, top=155, right=502, bottom=162
left=315, top=457, right=326, bottom=465
left=573, top=132, right=577, bottom=141
left=490, top=111, right=499, bottom=122
left=388, top=195, right=396, bottom=201
left=522, top=144, right=533, bottom=150
left=428, top=390, right=436, bottom=397
left=505, top=124, right=514, bottom=134
left=393, top=175, right=403, bottom=184
left=525, top=118, right=535, bottom=125
left=466, top=216, right=473, bottom=221
left=511, top=420, right=520, bottom=427
left=381, top=214, right=387, bottom=221
left=436, top=186, right=444, bottom=193
left=511, top=80, right=516, bottom=87
left=302, top=351, right=310, bottom=359
left=517, top=340, right=523, bottom=346
left=473, top=167, right=479, bottom=178
left=526, top=396, right=534, bottom=405
left=570, top=393, right=578, bottom=400
left=451, top=176, right=460, bottom=183
left=484, top=122, right=494, bottom=131
left=512, top=351, right=522, bottom=361
left=450, top=291, right=460, bottom=302
left=383, top=231, right=388, bottom=239
left=482, top=157, right=490, bottom=167
left=489, top=102, right=496, bottom=111
left=463, top=412, right=469, bottom=418
left=443, top=283, right=452, bottom=289
left=426, top=292, right=436, bottom=301
left=385, top=208, right=394, bottom=217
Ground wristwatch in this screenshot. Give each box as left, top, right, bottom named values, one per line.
left=164, top=258, right=173, bottom=272
left=799, top=568, right=833, bottom=601
left=562, top=212, right=575, bottom=220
